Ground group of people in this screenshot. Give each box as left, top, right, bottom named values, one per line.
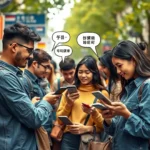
left=0, top=23, right=150, bottom=150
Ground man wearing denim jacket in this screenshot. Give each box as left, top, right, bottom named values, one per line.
left=0, top=23, right=60, bottom=150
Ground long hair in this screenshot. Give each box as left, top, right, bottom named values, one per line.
left=112, top=40, right=150, bottom=96
left=99, top=50, right=119, bottom=93
left=75, top=55, right=104, bottom=90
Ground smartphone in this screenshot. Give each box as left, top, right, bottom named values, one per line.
left=92, top=103, right=108, bottom=110
left=82, top=103, right=91, bottom=108
left=67, top=85, right=77, bottom=94
left=92, top=91, right=112, bottom=105
left=53, top=87, right=67, bottom=95
left=58, top=116, right=73, bottom=125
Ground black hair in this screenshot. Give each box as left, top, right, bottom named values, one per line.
left=51, top=59, right=57, bottom=74
left=112, top=40, right=150, bottom=96
left=59, top=57, right=75, bottom=71
left=137, top=42, right=148, bottom=51
left=75, top=55, right=104, bottom=90
left=27, top=49, right=51, bottom=67
left=99, top=50, right=119, bottom=93
left=2, top=23, right=41, bottom=49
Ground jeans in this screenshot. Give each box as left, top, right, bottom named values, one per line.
left=61, top=133, right=81, bottom=150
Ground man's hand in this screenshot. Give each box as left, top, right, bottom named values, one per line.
left=32, top=97, right=40, bottom=104
left=43, top=92, right=61, bottom=105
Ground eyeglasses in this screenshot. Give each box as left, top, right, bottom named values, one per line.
left=17, top=43, right=34, bottom=54
left=39, top=63, right=52, bottom=71
left=10, top=43, right=34, bottom=55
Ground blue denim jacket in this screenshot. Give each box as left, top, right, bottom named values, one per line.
left=0, top=61, right=53, bottom=150
left=104, top=77, right=150, bottom=150
left=22, top=69, right=53, bottom=133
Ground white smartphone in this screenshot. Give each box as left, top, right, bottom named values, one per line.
left=92, top=103, right=108, bottom=110
left=92, top=91, right=112, bottom=105
left=53, top=87, right=67, bottom=95
left=67, top=85, right=77, bottom=94
left=58, top=116, right=73, bottom=125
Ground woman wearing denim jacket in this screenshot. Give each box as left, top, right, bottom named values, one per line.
left=101, top=40, right=150, bottom=150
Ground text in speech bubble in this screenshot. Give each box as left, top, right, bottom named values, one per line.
left=77, top=33, right=100, bottom=56
left=54, top=45, right=72, bottom=62
left=52, top=31, right=70, bottom=51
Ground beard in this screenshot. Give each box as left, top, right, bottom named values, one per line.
left=14, top=51, right=27, bottom=68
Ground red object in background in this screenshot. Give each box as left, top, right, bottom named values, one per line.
left=0, top=15, right=4, bottom=39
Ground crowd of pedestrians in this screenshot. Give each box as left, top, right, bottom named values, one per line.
left=0, top=23, right=150, bottom=150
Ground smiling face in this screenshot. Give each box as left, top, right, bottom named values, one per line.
left=78, top=64, right=93, bottom=85
left=12, top=41, right=34, bottom=68
left=112, top=57, right=137, bottom=80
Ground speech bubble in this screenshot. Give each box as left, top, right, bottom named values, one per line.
left=52, top=31, right=70, bottom=51
left=54, top=45, right=72, bottom=62
left=77, top=32, right=100, bottom=56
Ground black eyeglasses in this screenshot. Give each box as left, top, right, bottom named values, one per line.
left=39, top=63, right=52, bottom=71
left=10, top=43, right=34, bottom=55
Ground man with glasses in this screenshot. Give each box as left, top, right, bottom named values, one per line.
left=23, top=48, right=52, bottom=99
left=23, top=48, right=54, bottom=140
left=0, top=23, right=60, bottom=150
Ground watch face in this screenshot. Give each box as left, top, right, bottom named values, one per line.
left=0, top=0, right=12, bottom=9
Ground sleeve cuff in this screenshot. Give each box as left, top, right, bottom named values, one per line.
left=38, top=100, right=53, bottom=112
left=124, top=113, right=139, bottom=132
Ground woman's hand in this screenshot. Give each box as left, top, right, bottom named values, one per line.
left=67, top=123, right=93, bottom=134
left=81, top=104, right=96, bottom=115
left=66, top=90, right=80, bottom=106
left=101, top=101, right=131, bottom=119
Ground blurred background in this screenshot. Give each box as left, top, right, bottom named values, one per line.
left=0, top=0, right=150, bottom=63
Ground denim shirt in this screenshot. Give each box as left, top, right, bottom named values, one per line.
left=0, top=61, right=53, bottom=150
left=23, top=69, right=45, bottom=99
left=104, top=77, right=150, bottom=150
left=22, top=69, right=53, bottom=133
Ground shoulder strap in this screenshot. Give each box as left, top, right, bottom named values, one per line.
left=138, top=78, right=150, bottom=101
left=84, top=97, right=97, bottom=125
left=23, top=74, right=34, bottom=99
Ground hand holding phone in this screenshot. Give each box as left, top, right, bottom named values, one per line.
left=58, top=116, right=73, bottom=125
left=92, top=91, right=112, bottom=105
left=82, top=103, right=91, bottom=108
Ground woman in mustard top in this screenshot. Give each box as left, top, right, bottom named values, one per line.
left=56, top=55, right=108, bottom=150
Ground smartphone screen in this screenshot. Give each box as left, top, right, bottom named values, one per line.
left=92, top=103, right=108, bottom=110
left=92, top=91, right=112, bottom=105
left=54, top=87, right=67, bottom=95
left=58, top=116, right=73, bottom=125
left=67, top=85, right=77, bottom=94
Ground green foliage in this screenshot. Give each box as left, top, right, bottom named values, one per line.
left=64, top=0, right=150, bottom=59
left=0, top=0, right=65, bottom=14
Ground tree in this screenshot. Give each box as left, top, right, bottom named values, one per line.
left=1, top=0, right=66, bottom=14
left=64, top=0, right=150, bottom=59
left=64, top=0, right=127, bottom=58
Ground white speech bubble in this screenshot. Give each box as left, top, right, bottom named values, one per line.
left=77, top=33, right=100, bottom=56
left=54, top=45, right=72, bottom=62
left=52, top=31, right=70, bottom=51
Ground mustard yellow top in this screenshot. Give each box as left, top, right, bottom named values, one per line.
left=56, top=84, right=109, bottom=132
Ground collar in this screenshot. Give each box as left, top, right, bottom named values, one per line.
left=131, top=77, right=147, bottom=88
left=24, top=69, right=39, bottom=83
left=0, top=60, right=23, bottom=76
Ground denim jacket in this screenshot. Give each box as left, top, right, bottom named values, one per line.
left=0, top=61, right=53, bottom=150
left=22, top=69, right=53, bottom=133
left=104, top=77, right=150, bottom=150
left=23, top=69, right=45, bottom=99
